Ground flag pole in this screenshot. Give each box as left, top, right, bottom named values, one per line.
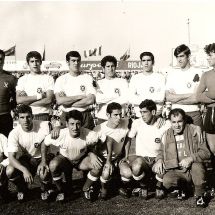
left=187, top=18, right=190, bottom=44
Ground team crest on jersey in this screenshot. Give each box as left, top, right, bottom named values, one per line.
left=149, top=87, right=155, bottom=93
left=80, top=85, right=86, bottom=92
left=37, top=88, right=42, bottom=93
left=155, top=138, right=161, bottom=143
left=3, top=82, right=8, bottom=88
left=187, top=82, right=192, bottom=88
left=193, top=74, right=200, bottom=82
left=115, top=88, right=120, bottom=94
left=121, top=137, right=125, bottom=143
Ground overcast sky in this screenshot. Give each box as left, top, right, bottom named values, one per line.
left=0, top=0, right=215, bottom=68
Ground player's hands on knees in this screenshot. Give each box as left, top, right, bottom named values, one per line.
left=153, top=160, right=165, bottom=175
left=37, top=161, right=49, bottom=177
left=89, top=152, right=103, bottom=170
left=51, top=126, right=60, bottom=139
left=23, top=169, right=34, bottom=184
left=179, top=157, right=194, bottom=169
left=103, top=161, right=113, bottom=176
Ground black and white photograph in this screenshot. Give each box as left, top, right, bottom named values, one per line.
left=0, top=0, right=215, bottom=214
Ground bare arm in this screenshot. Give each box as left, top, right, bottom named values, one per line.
left=16, top=90, right=37, bottom=105
left=196, top=73, right=215, bottom=104
left=124, top=136, right=131, bottom=159
left=31, top=90, right=54, bottom=107
left=165, top=90, right=193, bottom=103
left=106, top=136, right=113, bottom=163
left=72, top=94, right=96, bottom=108
left=55, top=92, right=86, bottom=106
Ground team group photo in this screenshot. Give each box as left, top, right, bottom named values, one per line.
left=1, top=1, right=215, bottom=215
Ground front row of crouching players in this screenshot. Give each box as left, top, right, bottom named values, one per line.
left=42, top=109, right=106, bottom=202
left=153, top=108, right=210, bottom=207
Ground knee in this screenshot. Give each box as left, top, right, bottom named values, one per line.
left=120, top=166, right=132, bottom=179
left=132, top=161, right=143, bottom=176
left=6, top=165, right=16, bottom=179
left=163, top=174, right=175, bottom=189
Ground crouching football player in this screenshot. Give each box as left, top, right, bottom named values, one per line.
left=93, top=102, right=130, bottom=200
left=7, top=104, right=53, bottom=201
left=42, top=110, right=105, bottom=202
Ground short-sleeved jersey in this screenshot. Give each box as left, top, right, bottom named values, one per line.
left=8, top=120, right=50, bottom=158
left=54, top=73, right=96, bottom=112
left=96, top=78, right=129, bottom=120
left=94, top=119, right=129, bottom=159
left=165, top=67, right=203, bottom=112
left=128, top=118, right=171, bottom=157
left=16, top=74, right=54, bottom=114
left=0, top=133, right=9, bottom=167
left=129, top=72, right=166, bottom=117
left=0, top=71, right=17, bottom=115
left=44, top=127, right=99, bottom=161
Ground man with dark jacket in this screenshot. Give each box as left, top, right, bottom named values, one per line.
left=154, top=108, right=210, bottom=207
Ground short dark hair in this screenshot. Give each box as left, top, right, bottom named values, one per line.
left=26, top=51, right=42, bottom=64
left=16, top=104, right=33, bottom=115
left=169, top=108, right=186, bottom=121
left=174, top=44, right=191, bottom=57
left=101, top=55, right=117, bottom=68
left=65, top=110, right=83, bottom=123
left=66, top=51, right=81, bottom=62
left=204, top=43, right=215, bottom=55
left=139, top=52, right=155, bottom=65
left=0, top=49, right=5, bottom=58
left=139, top=99, right=157, bottom=112
left=106, top=102, right=122, bottom=114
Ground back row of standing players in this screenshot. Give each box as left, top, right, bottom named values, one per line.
left=0, top=43, right=215, bottom=206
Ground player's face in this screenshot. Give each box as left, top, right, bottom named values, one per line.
left=18, top=112, right=33, bottom=132
left=107, top=109, right=122, bottom=127
left=0, top=53, right=5, bottom=70
left=67, top=118, right=82, bottom=138
left=207, top=52, right=215, bottom=68
left=170, top=113, right=185, bottom=134
left=28, top=57, right=42, bottom=74
left=141, top=56, right=153, bottom=72
left=67, top=57, right=81, bottom=74
left=176, top=52, right=190, bottom=69
left=104, top=62, right=116, bottom=79
left=140, top=107, right=155, bottom=124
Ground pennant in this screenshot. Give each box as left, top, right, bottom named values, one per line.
left=42, top=46, right=45, bottom=61
left=120, top=49, right=130, bottom=61
left=4, top=45, right=16, bottom=56
left=84, top=46, right=102, bottom=58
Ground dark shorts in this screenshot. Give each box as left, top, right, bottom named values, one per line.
left=53, top=154, right=87, bottom=171
left=18, top=154, right=54, bottom=176
left=204, top=107, right=215, bottom=134
left=0, top=113, right=13, bottom=137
